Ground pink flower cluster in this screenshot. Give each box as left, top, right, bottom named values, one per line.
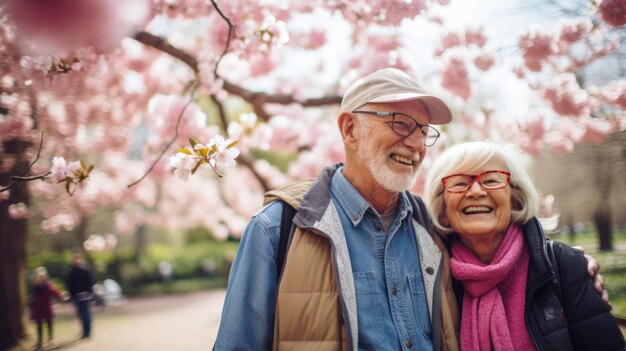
left=289, top=29, right=326, bottom=50
left=559, top=18, right=593, bottom=44
left=346, top=33, right=410, bottom=82
left=577, top=117, right=614, bottom=143
left=436, top=27, right=487, bottom=56
left=473, top=52, right=496, bottom=71
left=330, top=0, right=429, bottom=26
left=598, top=0, right=626, bottom=27
left=8, top=202, right=28, bottom=220
left=519, top=27, right=557, bottom=72
left=4, top=0, right=154, bottom=55
left=147, top=94, right=207, bottom=146
left=594, top=80, right=626, bottom=109
left=0, top=92, right=33, bottom=142
left=441, top=56, right=471, bottom=100
left=542, top=74, right=593, bottom=116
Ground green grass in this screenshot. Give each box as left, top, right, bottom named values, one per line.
left=550, top=231, right=626, bottom=318
left=124, top=277, right=229, bottom=296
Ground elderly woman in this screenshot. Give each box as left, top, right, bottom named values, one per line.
left=424, top=141, right=624, bottom=350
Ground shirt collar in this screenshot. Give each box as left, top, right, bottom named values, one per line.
left=330, top=166, right=413, bottom=227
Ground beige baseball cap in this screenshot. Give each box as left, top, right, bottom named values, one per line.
left=340, top=68, right=453, bottom=125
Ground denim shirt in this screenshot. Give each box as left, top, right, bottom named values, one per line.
left=214, top=168, right=433, bottom=350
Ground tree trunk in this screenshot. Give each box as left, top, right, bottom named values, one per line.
left=74, top=216, right=95, bottom=270
left=594, top=207, right=613, bottom=251
left=592, top=146, right=614, bottom=252
left=0, top=140, right=30, bottom=350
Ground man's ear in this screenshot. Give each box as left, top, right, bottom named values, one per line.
left=338, top=111, right=358, bottom=147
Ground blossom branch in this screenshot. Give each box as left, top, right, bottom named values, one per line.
left=210, top=94, right=271, bottom=190
left=132, top=30, right=342, bottom=121
left=210, top=0, right=234, bottom=78
left=127, top=80, right=200, bottom=188
left=211, top=95, right=230, bottom=133
left=237, top=155, right=271, bottom=192
left=133, top=31, right=199, bottom=74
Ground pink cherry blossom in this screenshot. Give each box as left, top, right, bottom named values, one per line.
left=473, top=52, right=495, bottom=71
left=441, top=32, right=463, bottom=50
left=545, top=132, right=575, bottom=154
left=441, top=56, right=471, bottom=100
left=288, top=29, right=326, bottom=50
left=559, top=18, right=593, bottom=44
left=519, top=26, right=558, bottom=72
left=4, top=0, right=154, bottom=55
left=598, top=0, right=626, bottom=27
left=50, top=156, right=68, bottom=182
left=593, top=79, right=626, bottom=109
left=576, top=117, right=614, bottom=143
left=0, top=189, right=9, bottom=202
left=543, top=74, right=593, bottom=116
left=168, top=152, right=195, bottom=181
left=465, top=27, right=487, bottom=48
left=210, top=135, right=240, bottom=168
left=8, top=202, right=28, bottom=220
left=248, top=53, right=278, bottom=77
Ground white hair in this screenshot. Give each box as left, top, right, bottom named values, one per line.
left=423, top=141, right=539, bottom=235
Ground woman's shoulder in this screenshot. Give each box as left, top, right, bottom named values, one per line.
left=549, top=241, right=588, bottom=283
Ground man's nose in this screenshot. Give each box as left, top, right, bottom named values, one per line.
left=402, top=129, right=425, bottom=151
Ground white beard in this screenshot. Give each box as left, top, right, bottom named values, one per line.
left=357, top=138, right=419, bottom=193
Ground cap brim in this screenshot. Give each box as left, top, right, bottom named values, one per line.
left=370, top=93, right=453, bottom=125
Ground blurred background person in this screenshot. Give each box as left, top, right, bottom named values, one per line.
left=424, top=141, right=624, bottom=350
left=29, top=266, right=67, bottom=349
left=65, top=251, right=94, bottom=339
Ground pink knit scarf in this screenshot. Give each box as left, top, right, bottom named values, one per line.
left=450, top=224, right=536, bottom=351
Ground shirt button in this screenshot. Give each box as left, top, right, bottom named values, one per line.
left=352, top=215, right=360, bottom=222
left=425, top=267, right=434, bottom=275
left=375, top=225, right=383, bottom=232
left=405, top=339, right=413, bottom=348
left=391, top=287, right=397, bottom=296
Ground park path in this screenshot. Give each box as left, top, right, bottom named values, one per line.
left=11, top=288, right=625, bottom=350
left=12, top=289, right=226, bottom=351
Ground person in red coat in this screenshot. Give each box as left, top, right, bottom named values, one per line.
left=29, top=266, right=67, bottom=349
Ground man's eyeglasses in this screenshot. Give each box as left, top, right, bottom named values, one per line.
left=441, top=170, right=511, bottom=193
left=352, top=110, right=440, bottom=147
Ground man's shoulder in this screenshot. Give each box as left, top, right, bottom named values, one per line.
left=264, top=179, right=315, bottom=209
left=251, top=200, right=285, bottom=228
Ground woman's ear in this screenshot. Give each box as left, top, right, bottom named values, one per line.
left=439, top=202, right=450, bottom=227
left=440, top=214, right=450, bottom=227
left=338, top=111, right=357, bottom=147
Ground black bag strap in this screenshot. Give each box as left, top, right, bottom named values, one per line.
left=277, top=202, right=296, bottom=279
left=547, top=239, right=564, bottom=303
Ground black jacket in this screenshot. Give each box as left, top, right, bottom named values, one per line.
left=453, top=217, right=625, bottom=350
left=65, top=264, right=94, bottom=298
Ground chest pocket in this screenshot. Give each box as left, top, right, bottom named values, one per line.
left=354, top=271, right=384, bottom=350
left=407, top=272, right=432, bottom=339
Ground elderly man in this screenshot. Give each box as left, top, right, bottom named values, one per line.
left=213, top=68, right=604, bottom=351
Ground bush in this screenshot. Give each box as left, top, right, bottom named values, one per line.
left=27, top=239, right=240, bottom=296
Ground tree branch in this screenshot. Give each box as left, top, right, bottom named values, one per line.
left=127, top=80, right=200, bottom=188
left=237, top=155, right=271, bottom=192
left=210, top=94, right=272, bottom=191
left=132, top=30, right=342, bottom=120
left=133, top=31, right=199, bottom=74
left=210, top=0, right=234, bottom=78
left=0, top=132, right=47, bottom=193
